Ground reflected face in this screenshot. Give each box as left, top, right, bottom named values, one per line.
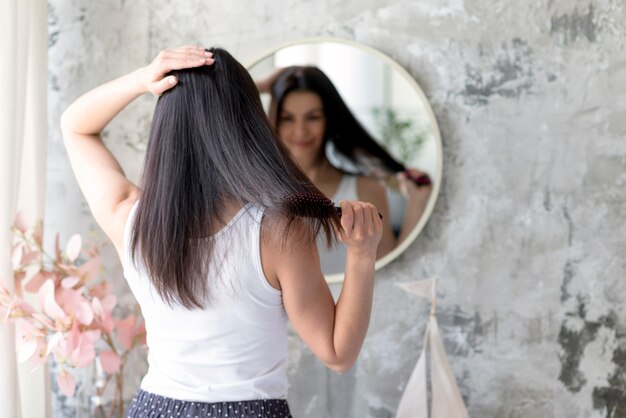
left=277, top=91, right=326, bottom=163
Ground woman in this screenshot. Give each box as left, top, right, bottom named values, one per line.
left=61, top=46, right=382, bottom=418
left=257, top=66, right=432, bottom=273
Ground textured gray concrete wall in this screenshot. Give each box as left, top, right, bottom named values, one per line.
left=47, top=0, right=626, bottom=417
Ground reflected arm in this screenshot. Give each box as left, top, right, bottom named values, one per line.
left=255, top=67, right=286, bottom=93
left=396, top=170, right=432, bottom=244
left=356, top=176, right=395, bottom=258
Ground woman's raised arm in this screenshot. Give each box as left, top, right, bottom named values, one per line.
left=254, top=67, right=285, bottom=93
left=262, top=200, right=382, bottom=372
left=396, top=168, right=433, bottom=245
left=60, top=46, right=214, bottom=249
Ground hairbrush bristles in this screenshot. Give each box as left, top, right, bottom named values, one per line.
left=288, top=191, right=335, bottom=208
left=283, top=192, right=336, bottom=218
left=285, top=192, right=383, bottom=220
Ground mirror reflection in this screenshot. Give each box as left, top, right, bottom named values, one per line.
left=249, top=41, right=442, bottom=278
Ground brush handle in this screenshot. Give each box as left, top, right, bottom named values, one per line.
left=335, top=206, right=383, bottom=220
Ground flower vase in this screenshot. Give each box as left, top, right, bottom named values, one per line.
left=77, top=359, right=127, bottom=418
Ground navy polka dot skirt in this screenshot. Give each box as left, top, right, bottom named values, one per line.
left=126, top=389, right=292, bottom=418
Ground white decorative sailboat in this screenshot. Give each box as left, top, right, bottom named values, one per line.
left=395, top=278, right=470, bottom=418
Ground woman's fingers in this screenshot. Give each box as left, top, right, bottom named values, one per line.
left=157, top=49, right=214, bottom=72
left=364, top=203, right=379, bottom=240
left=151, top=75, right=178, bottom=96
left=365, top=203, right=377, bottom=230
left=352, top=203, right=364, bottom=234
left=337, top=201, right=382, bottom=252
left=143, top=46, right=215, bottom=95
left=160, top=45, right=209, bottom=60
left=339, top=200, right=354, bottom=233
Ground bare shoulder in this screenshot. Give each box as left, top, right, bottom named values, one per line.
left=259, top=214, right=321, bottom=291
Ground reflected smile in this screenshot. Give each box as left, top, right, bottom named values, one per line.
left=290, top=141, right=316, bottom=148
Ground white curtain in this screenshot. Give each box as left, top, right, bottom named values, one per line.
left=0, top=0, right=50, bottom=417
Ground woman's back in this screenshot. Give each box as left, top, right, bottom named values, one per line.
left=123, top=201, right=288, bottom=402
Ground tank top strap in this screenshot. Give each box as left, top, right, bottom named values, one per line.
left=239, top=203, right=280, bottom=296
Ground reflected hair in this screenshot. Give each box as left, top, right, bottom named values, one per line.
left=130, top=48, right=341, bottom=309
left=268, top=66, right=406, bottom=176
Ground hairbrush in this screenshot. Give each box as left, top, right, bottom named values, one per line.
left=403, top=171, right=432, bottom=187
left=286, top=192, right=383, bottom=220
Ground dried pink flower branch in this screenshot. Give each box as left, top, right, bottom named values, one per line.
left=1, top=210, right=146, bottom=416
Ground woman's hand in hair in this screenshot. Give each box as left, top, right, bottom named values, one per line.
left=136, top=46, right=215, bottom=96
left=337, top=200, right=383, bottom=257
left=397, top=168, right=432, bottom=201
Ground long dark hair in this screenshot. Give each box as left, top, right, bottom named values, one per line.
left=130, top=48, right=341, bottom=309
left=268, top=66, right=406, bottom=176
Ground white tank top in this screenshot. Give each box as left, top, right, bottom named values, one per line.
left=318, top=174, right=359, bottom=275
left=122, top=201, right=288, bottom=402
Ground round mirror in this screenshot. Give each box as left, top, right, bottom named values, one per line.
left=247, top=37, right=442, bottom=283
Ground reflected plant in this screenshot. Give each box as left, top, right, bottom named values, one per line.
left=372, top=107, right=428, bottom=163
left=0, top=211, right=146, bottom=418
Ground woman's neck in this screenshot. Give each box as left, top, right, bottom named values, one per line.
left=295, top=155, right=343, bottom=200
left=297, top=155, right=333, bottom=184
